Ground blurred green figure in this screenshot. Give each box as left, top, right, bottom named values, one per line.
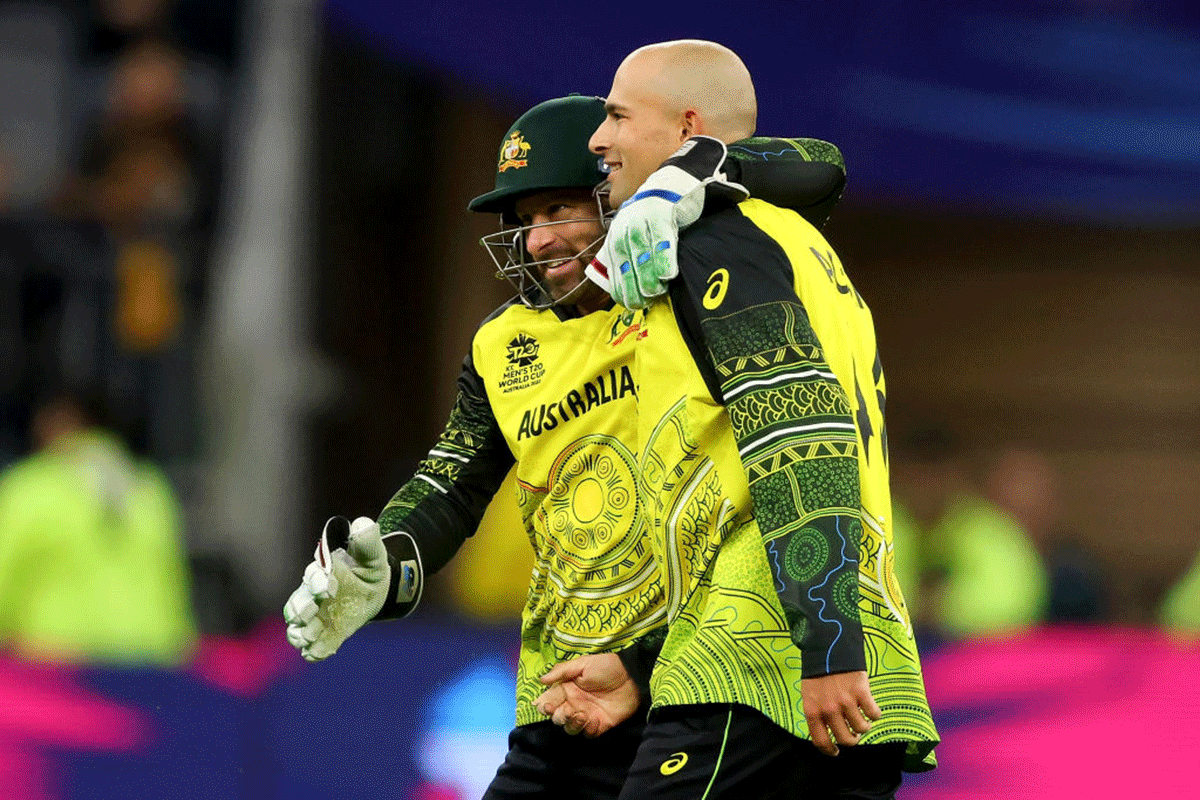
left=893, top=496, right=1048, bottom=639
left=0, top=391, right=196, bottom=665
left=1160, top=551, right=1200, bottom=637
left=891, top=429, right=1049, bottom=640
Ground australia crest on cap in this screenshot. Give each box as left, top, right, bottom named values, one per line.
left=498, top=131, right=531, bottom=172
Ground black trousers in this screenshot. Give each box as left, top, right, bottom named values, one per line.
left=483, top=703, right=905, bottom=800
left=616, top=704, right=906, bottom=800
left=482, top=710, right=647, bottom=800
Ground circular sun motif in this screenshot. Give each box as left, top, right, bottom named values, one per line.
left=784, top=527, right=830, bottom=583
left=543, top=435, right=640, bottom=568
left=833, top=571, right=861, bottom=620
left=572, top=478, right=604, bottom=523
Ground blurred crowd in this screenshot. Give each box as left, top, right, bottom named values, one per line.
left=1, top=0, right=233, bottom=467
left=0, top=0, right=240, bottom=663
left=889, top=429, right=1200, bottom=644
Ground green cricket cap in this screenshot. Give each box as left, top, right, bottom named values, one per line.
left=468, top=94, right=608, bottom=214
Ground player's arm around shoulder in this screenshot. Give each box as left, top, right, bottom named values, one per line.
left=724, top=136, right=846, bottom=230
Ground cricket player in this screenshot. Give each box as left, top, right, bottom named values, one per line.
left=283, top=93, right=852, bottom=798
left=537, top=42, right=939, bottom=799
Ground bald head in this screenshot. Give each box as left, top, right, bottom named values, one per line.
left=618, top=40, right=757, bottom=141
left=590, top=40, right=758, bottom=206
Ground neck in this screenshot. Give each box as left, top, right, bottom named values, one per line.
left=573, top=293, right=612, bottom=315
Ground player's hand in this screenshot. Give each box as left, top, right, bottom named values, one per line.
left=587, top=136, right=747, bottom=309
left=534, top=653, right=639, bottom=738
left=801, top=671, right=882, bottom=757
left=283, top=516, right=390, bottom=662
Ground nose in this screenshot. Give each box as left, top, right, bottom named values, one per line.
left=524, top=218, right=556, bottom=255
left=589, top=118, right=611, bottom=155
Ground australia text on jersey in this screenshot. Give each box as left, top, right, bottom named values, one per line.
left=517, top=366, right=636, bottom=440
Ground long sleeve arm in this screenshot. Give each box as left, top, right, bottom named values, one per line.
left=374, top=349, right=515, bottom=618
left=723, top=136, right=846, bottom=229
left=671, top=216, right=866, bottom=677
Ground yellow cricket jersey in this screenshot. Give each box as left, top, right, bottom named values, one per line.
left=379, top=299, right=664, bottom=726
left=635, top=198, right=938, bottom=770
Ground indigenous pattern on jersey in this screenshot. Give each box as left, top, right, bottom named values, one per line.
left=379, top=300, right=664, bottom=726
left=724, top=137, right=846, bottom=231
left=728, top=136, right=844, bottom=171
left=634, top=199, right=938, bottom=771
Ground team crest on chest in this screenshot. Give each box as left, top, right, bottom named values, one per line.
left=608, top=308, right=647, bottom=346
left=498, top=131, right=532, bottom=172
left=500, top=332, right=544, bottom=393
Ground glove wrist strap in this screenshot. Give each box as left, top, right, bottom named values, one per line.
left=378, top=530, right=423, bottom=619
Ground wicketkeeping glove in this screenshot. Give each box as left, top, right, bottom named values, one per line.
left=587, top=136, right=747, bottom=309
left=284, top=516, right=390, bottom=662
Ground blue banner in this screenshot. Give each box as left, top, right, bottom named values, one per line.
left=326, top=0, right=1200, bottom=223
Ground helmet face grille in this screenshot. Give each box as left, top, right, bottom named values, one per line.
left=479, top=189, right=612, bottom=310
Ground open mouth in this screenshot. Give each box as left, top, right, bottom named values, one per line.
left=541, top=257, right=578, bottom=282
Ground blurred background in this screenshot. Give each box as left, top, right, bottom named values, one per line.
left=0, top=0, right=1198, bottom=797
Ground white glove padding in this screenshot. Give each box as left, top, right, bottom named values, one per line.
left=284, top=516, right=390, bottom=662
left=587, top=136, right=748, bottom=309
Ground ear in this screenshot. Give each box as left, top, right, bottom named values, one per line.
left=681, top=109, right=700, bottom=141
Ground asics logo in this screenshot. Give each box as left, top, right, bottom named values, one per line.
left=659, top=751, right=688, bottom=775
left=702, top=269, right=729, bottom=309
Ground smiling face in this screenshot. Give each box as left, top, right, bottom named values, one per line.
left=510, top=188, right=609, bottom=312
left=589, top=61, right=689, bottom=208
left=590, top=41, right=758, bottom=207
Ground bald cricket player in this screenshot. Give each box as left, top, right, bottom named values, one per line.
left=536, top=41, right=939, bottom=799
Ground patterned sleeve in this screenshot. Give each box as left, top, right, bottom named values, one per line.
left=374, top=347, right=515, bottom=617
left=722, top=136, right=846, bottom=230
left=671, top=214, right=867, bottom=677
